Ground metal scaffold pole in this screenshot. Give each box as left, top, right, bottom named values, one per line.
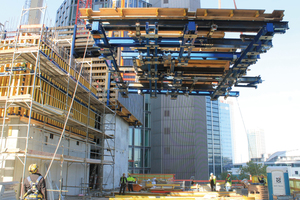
left=0, top=7, right=24, bottom=175
left=21, top=6, right=47, bottom=199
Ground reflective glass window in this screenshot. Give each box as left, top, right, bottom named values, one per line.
left=134, top=148, right=143, bottom=168
left=145, top=149, right=150, bottom=167
left=129, top=128, right=133, bottom=146
left=145, top=113, right=151, bottom=128
left=128, top=148, right=133, bottom=167
left=145, top=130, right=150, bottom=147
left=134, top=129, right=143, bottom=146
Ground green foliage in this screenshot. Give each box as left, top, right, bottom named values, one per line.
left=219, top=171, right=239, bottom=180
left=240, top=161, right=267, bottom=177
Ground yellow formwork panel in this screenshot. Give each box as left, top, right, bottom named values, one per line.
left=0, top=64, right=99, bottom=138
left=80, top=8, right=284, bottom=21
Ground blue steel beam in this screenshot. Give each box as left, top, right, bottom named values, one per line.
left=92, top=37, right=256, bottom=49
left=90, top=21, right=128, bottom=99
left=85, top=18, right=288, bottom=100
left=211, top=23, right=276, bottom=100
left=121, top=51, right=242, bottom=60
left=127, top=88, right=239, bottom=97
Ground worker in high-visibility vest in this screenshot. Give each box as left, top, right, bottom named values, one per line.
left=209, top=173, right=216, bottom=191
left=225, top=173, right=232, bottom=191
left=258, top=174, right=266, bottom=186
left=127, top=173, right=135, bottom=192
left=119, top=173, right=127, bottom=195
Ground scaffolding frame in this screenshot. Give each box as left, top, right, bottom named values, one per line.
left=0, top=5, right=116, bottom=200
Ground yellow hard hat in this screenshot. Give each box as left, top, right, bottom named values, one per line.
left=28, top=163, right=38, bottom=174
left=128, top=173, right=131, bottom=176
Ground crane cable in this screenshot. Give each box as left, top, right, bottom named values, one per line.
left=235, top=98, right=254, bottom=161
left=44, top=31, right=91, bottom=179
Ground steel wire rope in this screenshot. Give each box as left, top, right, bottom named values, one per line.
left=44, top=31, right=91, bottom=179
left=235, top=97, right=261, bottom=176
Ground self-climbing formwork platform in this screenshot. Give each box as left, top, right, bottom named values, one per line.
left=80, top=7, right=288, bottom=100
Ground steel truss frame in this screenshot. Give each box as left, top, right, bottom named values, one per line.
left=84, top=9, right=288, bottom=100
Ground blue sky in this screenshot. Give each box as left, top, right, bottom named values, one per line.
left=0, top=0, right=299, bottom=160
left=201, top=0, right=300, bottom=160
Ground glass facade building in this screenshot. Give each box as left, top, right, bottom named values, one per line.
left=206, top=97, right=233, bottom=176
left=128, top=94, right=151, bottom=174
left=206, top=97, right=222, bottom=176
left=219, top=101, right=233, bottom=170
left=247, top=129, right=266, bottom=159
left=55, top=0, right=151, bottom=27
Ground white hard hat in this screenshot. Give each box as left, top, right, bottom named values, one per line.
left=210, top=173, right=213, bottom=175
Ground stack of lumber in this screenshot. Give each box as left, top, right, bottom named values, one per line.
left=248, top=185, right=268, bottom=200
left=112, top=191, right=256, bottom=200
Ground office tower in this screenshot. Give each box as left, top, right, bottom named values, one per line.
left=247, top=129, right=266, bottom=159
left=205, top=97, right=222, bottom=176
left=55, top=0, right=151, bottom=27
left=128, top=94, right=151, bottom=174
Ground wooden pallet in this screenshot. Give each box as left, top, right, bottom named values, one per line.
left=248, top=185, right=268, bottom=200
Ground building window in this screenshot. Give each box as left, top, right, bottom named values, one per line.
left=164, top=110, right=169, bottom=117
left=129, top=128, right=133, bottom=146
left=50, top=134, right=53, bottom=139
left=44, top=136, right=48, bottom=145
left=76, top=141, right=79, bottom=146
left=145, top=113, right=151, bottom=128
left=164, top=128, right=170, bottom=134
left=134, top=129, right=143, bottom=146
left=295, top=171, right=298, bottom=175
left=145, top=149, right=150, bottom=167
left=128, top=148, right=133, bottom=168
left=164, top=147, right=170, bottom=154
left=145, top=130, right=150, bottom=147
left=145, top=103, right=151, bottom=111
left=134, top=148, right=143, bottom=167
left=164, top=0, right=168, bottom=4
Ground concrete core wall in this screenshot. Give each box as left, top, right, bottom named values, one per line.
left=103, top=114, right=129, bottom=189
left=0, top=116, right=91, bottom=198
left=150, top=96, right=208, bottom=180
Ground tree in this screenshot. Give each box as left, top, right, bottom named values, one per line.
left=239, top=161, right=267, bottom=178
left=219, top=171, right=238, bottom=180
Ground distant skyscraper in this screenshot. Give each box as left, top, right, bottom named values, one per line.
left=149, top=0, right=201, bottom=11
left=55, top=0, right=151, bottom=27
left=205, top=96, right=223, bottom=176
left=22, top=0, right=44, bottom=25
left=247, top=129, right=266, bottom=159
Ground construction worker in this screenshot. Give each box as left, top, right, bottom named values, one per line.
left=190, top=176, right=195, bottom=186
left=23, top=163, right=47, bottom=200
left=127, top=173, right=135, bottom=192
left=209, top=173, right=216, bottom=191
left=225, top=173, right=232, bottom=192
left=258, top=174, right=266, bottom=186
left=119, top=173, right=127, bottom=195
